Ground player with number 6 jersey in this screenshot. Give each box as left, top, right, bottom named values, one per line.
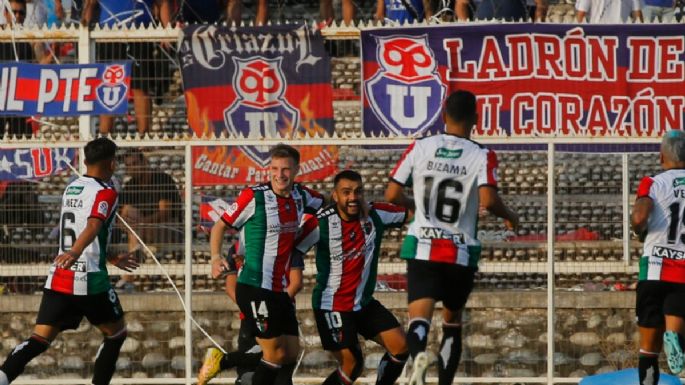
left=0, top=138, right=139, bottom=385
left=45, top=176, right=118, bottom=295
left=386, top=90, right=518, bottom=385
left=632, top=131, right=685, bottom=385
left=295, top=170, right=410, bottom=385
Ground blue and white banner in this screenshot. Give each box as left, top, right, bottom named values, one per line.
left=0, top=148, right=77, bottom=181
left=0, top=62, right=131, bottom=116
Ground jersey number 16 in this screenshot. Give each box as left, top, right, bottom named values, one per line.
left=423, top=177, right=463, bottom=223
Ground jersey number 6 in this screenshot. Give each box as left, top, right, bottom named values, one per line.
left=60, top=212, right=77, bottom=251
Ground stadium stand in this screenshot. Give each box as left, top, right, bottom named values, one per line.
left=0, top=0, right=680, bottom=383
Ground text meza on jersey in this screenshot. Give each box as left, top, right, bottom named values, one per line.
left=64, top=198, right=83, bottom=208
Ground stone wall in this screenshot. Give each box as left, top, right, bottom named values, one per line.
left=0, top=291, right=648, bottom=383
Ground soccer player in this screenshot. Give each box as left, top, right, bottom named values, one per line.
left=632, top=130, right=685, bottom=385
left=385, top=90, right=518, bottom=385
left=0, top=137, right=138, bottom=385
left=295, top=170, right=410, bottom=385
left=198, top=241, right=305, bottom=385
left=203, top=144, right=323, bottom=385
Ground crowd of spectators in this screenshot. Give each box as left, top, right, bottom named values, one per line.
left=0, top=0, right=678, bottom=137
left=0, top=1, right=680, bottom=29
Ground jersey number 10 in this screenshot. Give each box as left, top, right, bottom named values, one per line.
left=423, top=177, right=463, bottom=223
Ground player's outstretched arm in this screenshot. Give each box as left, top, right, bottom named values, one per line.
left=479, top=186, right=519, bottom=231
left=385, top=180, right=416, bottom=212
left=631, top=197, right=653, bottom=238
left=54, top=217, right=104, bottom=269
left=209, top=220, right=231, bottom=279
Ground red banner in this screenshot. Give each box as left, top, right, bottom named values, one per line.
left=192, top=145, right=338, bottom=185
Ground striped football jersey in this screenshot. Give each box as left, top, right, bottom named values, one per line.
left=45, top=176, right=118, bottom=295
left=221, top=183, right=323, bottom=292
left=390, top=134, right=497, bottom=267
left=637, top=169, right=685, bottom=283
left=296, top=202, right=407, bottom=311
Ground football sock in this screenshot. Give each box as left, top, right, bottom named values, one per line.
left=274, top=362, right=296, bottom=385
left=375, top=352, right=408, bottom=385
left=0, top=334, right=50, bottom=383
left=221, top=352, right=263, bottom=370
left=322, top=368, right=353, bottom=385
left=438, top=323, right=462, bottom=385
left=406, top=318, right=431, bottom=360
left=638, top=351, right=659, bottom=385
left=92, top=328, right=127, bottom=385
left=252, top=359, right=281, bottom=385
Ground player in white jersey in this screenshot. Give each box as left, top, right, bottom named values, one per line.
left=632, top=130, right=685, bottom=384
left=0, top=138, right=138, bottom=385
left=385, top=90, right=518, bottom=385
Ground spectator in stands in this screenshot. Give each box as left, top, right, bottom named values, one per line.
left=320, top=0, right=356, bottom=25
left=119, top=149, right=182, bottom=253
left=81, top=0, right=172, bottom=135
left=456, top=0, right=547, bottom=21
left=0, top=0, right=41, bottom=138
left=576, top=0, right=643, bottom=23
left=255, top=0, right=267, bottom=25
left=376, top=0, right=429, bottom=23
left=527, top=0, right=548, bottom=21
left=642, top=0, right=676, bottom=21
left=179, top=0, right=241, bottom=25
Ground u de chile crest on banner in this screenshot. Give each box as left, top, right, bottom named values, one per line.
left=179, top=24, right=337, bottom=185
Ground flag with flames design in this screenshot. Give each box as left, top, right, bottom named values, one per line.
left=179, top=24, right=337, bottom=184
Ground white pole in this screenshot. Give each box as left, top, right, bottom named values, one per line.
left=77, top=24, right=93, bottom=141
left=546, top=143, right=556, bottom=385
left=622, top=153, right=630, bottom=264
left=184, top=144, right=194, bottom=384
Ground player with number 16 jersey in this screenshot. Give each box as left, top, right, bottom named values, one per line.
left=385, top=91, right=518, bottom=385
left=390, top=133, right=496, bottom=267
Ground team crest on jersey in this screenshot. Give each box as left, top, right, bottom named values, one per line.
left=224, top=57, right=299, bottom=167
left=96, top=65, right=128, bottom=112
left=97, top=201, right=109, bottom=217
left=366, top=35, right=445, bottom=136
left=363, top=221, right=372, bottom=235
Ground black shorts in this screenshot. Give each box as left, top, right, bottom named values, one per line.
left=407, top=259, right=476, bottom=311
left=314, top=299, right=400, bottom=351
left=96, top=42, right=155, bottom=92
left=36, top=288, right=124, bottom=330
left=235, top=283, right=298, bottom=339
left=636, top=280, right=685, bottom=328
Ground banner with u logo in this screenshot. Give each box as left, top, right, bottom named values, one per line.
left=0, top=62, right=130, bottom=116
left=362, top=24, right=685, bottom=138
left=179, top=24, right=337, bottom=184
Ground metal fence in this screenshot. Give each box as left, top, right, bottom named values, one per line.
left=0, top=20, right=673, bottom=385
